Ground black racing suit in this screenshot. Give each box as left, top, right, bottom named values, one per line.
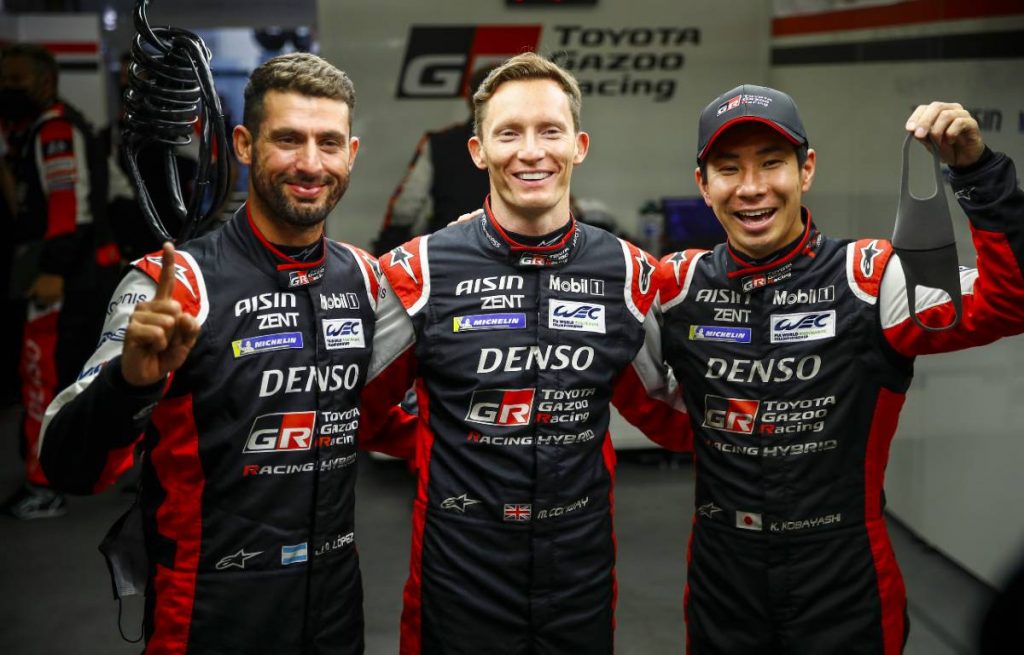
left=365, top=202, right=690, bottom=655
left=38, top=207, right=412, bottom=654
left=658, top=150, right=1024, bottom=654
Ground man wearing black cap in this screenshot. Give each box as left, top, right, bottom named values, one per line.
left=657, top=84, right=1024, bottom=653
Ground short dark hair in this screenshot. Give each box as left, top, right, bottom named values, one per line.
left=2, top=43, right=58, bottom=84
left=472, top=51, right=582, bottom=136
left=242, top=53, right=356, bottom=137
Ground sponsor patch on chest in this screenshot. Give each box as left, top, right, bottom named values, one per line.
left=453, top=313, right=527, bottom=332
left=322, top=319, right=365, bottom=349
left=769, top=310, right=836, bottom=343
left=232, top=332, right=304, bottom=358
left=689, top=325, right=751, bottom=343
left=548, top=300, right=606, bottom=334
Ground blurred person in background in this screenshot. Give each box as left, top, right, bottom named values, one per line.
left=0, top=42, right=119, bottom=520
left=372, top=65, right=492, bottom=256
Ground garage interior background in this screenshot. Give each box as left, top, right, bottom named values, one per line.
left=1, top=0, right=1022, bottom=589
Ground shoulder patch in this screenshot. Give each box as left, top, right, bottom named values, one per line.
left=619, top=239, right=658, bottom=322
left=659, top=249, right=709, bottom=310
left=133, top=249, right=208, bottom=323
left=340, top=242, right=383, bottom=309
left=847, top=239, right=894, bottom=304
left=382, top=236, right=430, bottom=315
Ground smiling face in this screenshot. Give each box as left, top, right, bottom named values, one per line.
left=468, top=78, right=589, bottom=235
left=696, top=122, right=815, bottom=259
left=233, top=90, right=358, bottom=244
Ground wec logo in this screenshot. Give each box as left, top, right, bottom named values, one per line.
left=326, top=320, right=361, bottom=336
left=323, top=318, right=365, bottom=350
left=549, top=300, right=606, bottom=334
left=396, top=25, right=542, bottom=98
left=770, top=310, right=836, bottom=344
left=244, top=412, right=316, bottom=453
left=552, top=304, right=601, bottom=320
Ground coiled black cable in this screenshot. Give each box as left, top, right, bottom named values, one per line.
left=122, top=0, right=228, bottom=243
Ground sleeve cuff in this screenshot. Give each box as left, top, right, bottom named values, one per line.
left=102, top=355, right=167, bottom=402
left=949, top=146, right=995, bottom=177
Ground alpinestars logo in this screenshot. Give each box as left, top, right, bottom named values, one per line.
left=635, top=254, right=654, bottom=294
left=388, top=245, right=418, bottom=282
left=396, top=25, right=542, bottom=98
left=667, top=251, right=688, bottom=285
left=860, top=240, right=882, bottom=278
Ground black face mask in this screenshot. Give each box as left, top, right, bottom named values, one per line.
left=0, top=88, right=41, bottom=123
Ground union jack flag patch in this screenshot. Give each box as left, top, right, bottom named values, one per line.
left=503, top=504, right=532, bottom=522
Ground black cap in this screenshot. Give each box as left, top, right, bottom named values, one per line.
left=697, top=84, right=807, bottom=164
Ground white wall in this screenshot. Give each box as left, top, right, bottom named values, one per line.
left=771, top=9, right=1024, bottom=586
left=317, top=0, right=770, bottom=250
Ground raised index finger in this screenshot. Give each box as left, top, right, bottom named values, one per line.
left=155, top=242, right=177, bottom=301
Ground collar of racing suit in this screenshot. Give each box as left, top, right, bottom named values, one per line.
left=479, top=194, right=581, bottom=269
left=241, top=203, right=329, bottom=289
left=724, top=207, right=825, bottom=293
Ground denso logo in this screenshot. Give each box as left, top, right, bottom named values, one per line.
left=705, top=356, right=821, bottom=383
left=455, top=275, right=524, bottom=296
left=477, top=345, right=595, bottom=373
left=259, top=365, right=361, bottom=397
left=703, top=396, right=760, bottom=434
left=244, top=412, right=316, bottom=453
left=466, top=388, right=535, bottom=426
left=319, top=292, right=360, bottom=311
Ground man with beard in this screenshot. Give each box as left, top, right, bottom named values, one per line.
left=36, top=53, right=414, bottom=654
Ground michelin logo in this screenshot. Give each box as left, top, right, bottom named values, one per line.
left=689, top=325, right=752, bottom=343
left=232, top=332, right=304, bottom=358
left=453, top=313, right=527, bottom=332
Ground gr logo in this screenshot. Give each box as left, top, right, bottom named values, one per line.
left=703, top=395, right=760, bottom=435
left=396, top=25, right=542, bottom=98
left=244, top=412, right=316, bottom=453
left=466, top=388, right=535, bottom=427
